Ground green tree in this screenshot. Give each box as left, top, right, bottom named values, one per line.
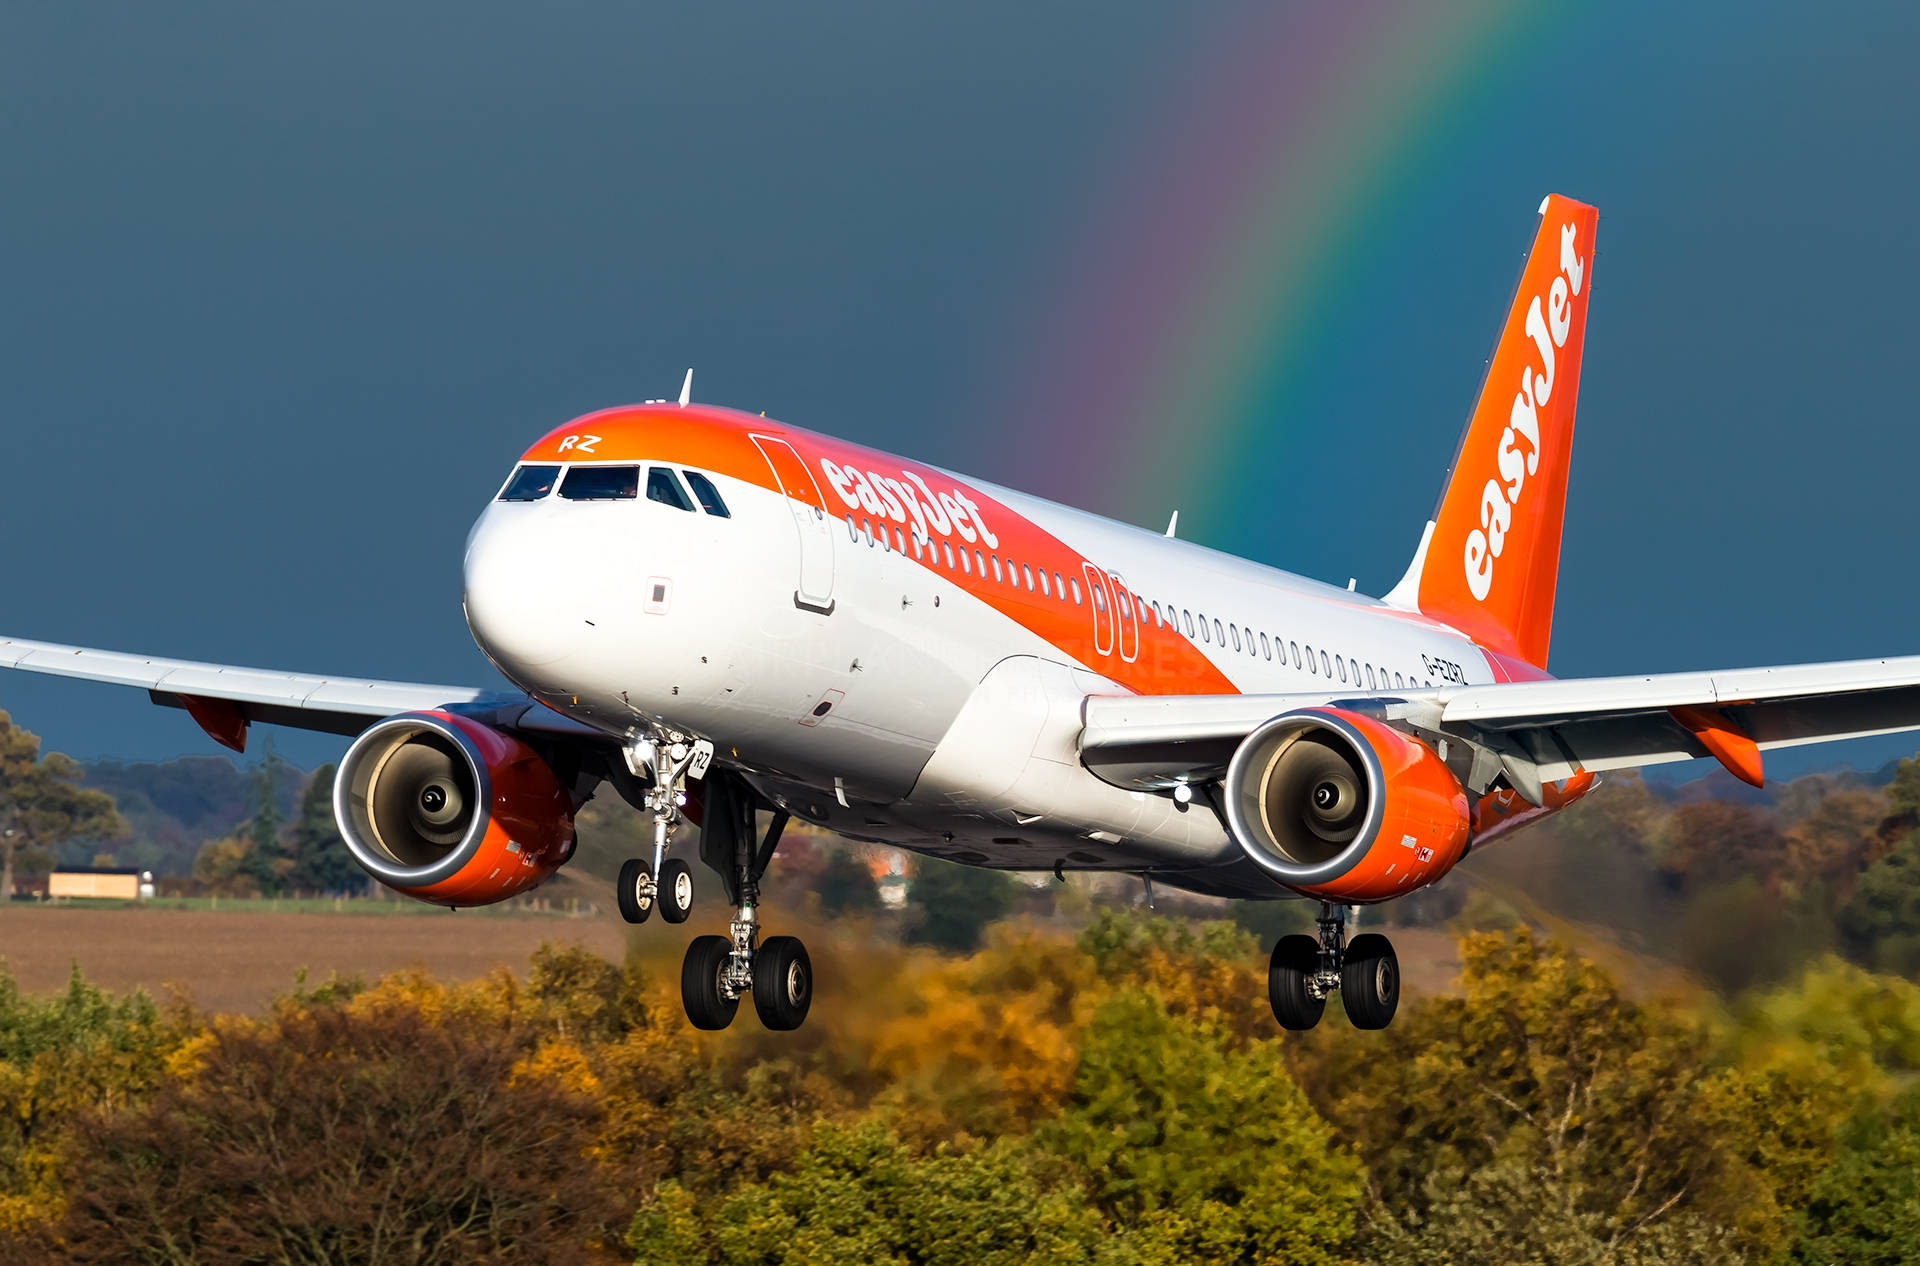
left=1038, top=993, right=1363, bottom=1264
left=281, top=765, right=362, bottom=895
left=907, top=859, right=1014, bottom=953
left=1296, top=929, right=1836, bottom=1258
left=1791, top=1085, right=1920, bottom=1265
left=1840, top=832, right=1920, bottom=975
left=0, top=964, right=184, bottom=1235
left=632, top=1120, right=1105, bottom=1266
left=237, top=745, right=286, bottom=896
left=0, top=712, right=123, bottom=906
left=815, top=847, right=880, bottom=917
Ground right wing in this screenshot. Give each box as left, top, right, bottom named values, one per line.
left=1080, top=653, right=1920, bottom=800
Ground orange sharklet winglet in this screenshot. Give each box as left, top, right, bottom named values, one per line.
left=1668, top=704, right=1763, bottom=788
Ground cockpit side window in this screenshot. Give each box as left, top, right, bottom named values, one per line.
left=646, top=467, right=695, bottom=511
left=682, top=470, right=730, bottom=518
left=498, top=464, right=560, bottom=501
left=559, top=465, right=639, bottom=501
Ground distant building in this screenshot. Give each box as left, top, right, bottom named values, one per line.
left=48, top=867, right=153, bottom=901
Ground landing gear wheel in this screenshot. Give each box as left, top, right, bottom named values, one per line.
left=1268, top=933, right=1326, bottom=1031
left=616, top=859, right=654, bottom=925
left=658, top=858, right=695, bottom=924
left=681, top=935, right=739, bottom=1030
left=1341, top=932, right=1399, bottom=1030
left=752, top=936, right=813, bottom=1031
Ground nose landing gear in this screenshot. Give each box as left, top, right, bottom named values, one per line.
left=615, top=736, right=706, bottom=926
left=1267, top=902, right=1399, bottom=1031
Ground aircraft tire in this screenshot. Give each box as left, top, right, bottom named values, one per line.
left=659, top=858, right=694, bottom=924
left=617, top=859, right=654, bottom=925
left=1341, top=933, right=1399, bottom=1030
left=681, top=935, right=739, bottom=1030
left=1268, top=934, right=1325, bottom=1031
left=752, top=936, right=813, bottom=1031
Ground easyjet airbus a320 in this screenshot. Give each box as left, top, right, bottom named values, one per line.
left=9, top=195, right=1917, bottom=1032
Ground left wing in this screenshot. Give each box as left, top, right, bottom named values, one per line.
left=1080, top=654, right=1920, bottom=800
left=0, top=636, right=599, bottom=751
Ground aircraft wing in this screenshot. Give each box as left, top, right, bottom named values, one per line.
left=0, top=636, right=601, bottom=750
left=1079, top=654, right=1920, bottom=798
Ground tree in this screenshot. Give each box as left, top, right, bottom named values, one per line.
left=236, top=744, right=287, bottom=896
left=906, top=859, right=1014, bottom=953
left=1038, top=993, right=1363, bottom=1264
left=633, top=1120, right=1106, bottom=1266
left=1661, top=800, right=1785, bottom=896
left=1791, top=1085, right=1920, bottom=1265
left=26, top=996, right=622, bottom=1263
left=1294, top=929, right=1838, bottom=1259
left=281, top=765, right=362, bottom=895
left=0, top=712, right=123, bottom=907
left=814, top=847, right=880, bottom=917
left=1839, top=832, right=1920, bottom=975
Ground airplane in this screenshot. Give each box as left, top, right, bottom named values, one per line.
left=9, top=193, right=1920, bottom=1034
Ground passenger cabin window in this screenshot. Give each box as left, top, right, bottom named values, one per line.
left=1183, top=610, right=1194, bottom=637
left=1023, top=563, right=1035, bottom=591
left=560, top=465, right=639, bottom=501
left=498, top=464, right=560, bottom=501
left=1199, top=616, right=1210, bottom=644
left=1213, top=618, right=1224, bottom=645
left=991, top=555, right=1003, bottom=583
left=1304, top=645, right=1316, bottom=674
left=646, top=467, right=695, bottom=511
left=1053, top=572, right=1065, bottom=599
left=1092, top=584, right=1106, bottom=613
left=1070, top=578, right=1083, bottom=605
left=1321, top=650, right=1331, bottom=676
left=1038, top=568, right=1050, bottom=596
left=1260, top=632, right=1271, bottom=659
left=944, top=542, right=956, bottom=569
left=681, top=470, right=730, bottom=517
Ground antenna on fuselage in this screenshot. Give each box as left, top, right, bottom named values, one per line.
left=1164, top=510, right=1179, bottom=538
left=678, top=368, right=694, bottom=406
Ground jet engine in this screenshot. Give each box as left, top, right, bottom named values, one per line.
left=1222, top=707, right=1470, bottom=903
left=333, top=711, right=576, bottom=907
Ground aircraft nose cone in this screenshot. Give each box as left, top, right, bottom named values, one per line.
left=463, top=510, right=574, bottom=671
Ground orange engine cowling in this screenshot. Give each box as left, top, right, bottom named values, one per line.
left=333, top=711, right=576, bottom=907
left=1222, top=707, right=1471, bottom=903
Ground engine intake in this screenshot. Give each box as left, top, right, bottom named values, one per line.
left=1223, top=707, right=1470, bottom=902
left=334, top=711, right=575, bottom=907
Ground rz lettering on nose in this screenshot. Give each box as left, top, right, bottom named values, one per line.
left=556, top=434, right=602, bottom=454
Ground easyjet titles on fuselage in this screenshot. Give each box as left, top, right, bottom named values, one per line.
left=818, top=457, right=999, bottom=551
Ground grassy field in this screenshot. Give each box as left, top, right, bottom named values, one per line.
left=0, top=900, right=631, bottom=1015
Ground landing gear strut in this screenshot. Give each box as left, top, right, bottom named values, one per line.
left=681, top=772, right=812, bottom=1031
left=616, top=735, right=704, bottom=926
left=1268, top=902, right=1399, bottom=1031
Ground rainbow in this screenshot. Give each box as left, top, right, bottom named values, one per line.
left=1003, top=0, right=1548, bottom=561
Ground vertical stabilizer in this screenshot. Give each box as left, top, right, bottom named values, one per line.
left=1397, top=194, right=1598, bottom=669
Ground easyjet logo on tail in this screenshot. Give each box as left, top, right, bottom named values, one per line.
left=1463, top=221, right=1587, bottom=601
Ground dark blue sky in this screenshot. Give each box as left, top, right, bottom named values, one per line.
left=3, top=1, right=1918, bottom=778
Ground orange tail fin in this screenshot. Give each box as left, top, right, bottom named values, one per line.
left=1386, top=194, right=1598, bottom=669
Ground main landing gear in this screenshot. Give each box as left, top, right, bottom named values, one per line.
left=1268, top=902, right=1399, bottom=1031
left=683, top=771, right=811, bottom=1031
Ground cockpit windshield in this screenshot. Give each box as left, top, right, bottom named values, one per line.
left=559, top=465, right=640, bottom=501
left=497, top=464, right=560, bottom=501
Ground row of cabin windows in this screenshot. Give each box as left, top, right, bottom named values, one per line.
left=846, top=515, right=1087, bottom=605
left=828, top=513, right=1436, bottom=690
left=1137, top=597, right=1433, bottom=691
left=497, top=464, right=731, bottom=517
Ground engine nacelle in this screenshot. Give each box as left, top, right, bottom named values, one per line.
left=333, top=711, right=576, bottom=907
left=1222, top=707, right=1470, bottom=903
